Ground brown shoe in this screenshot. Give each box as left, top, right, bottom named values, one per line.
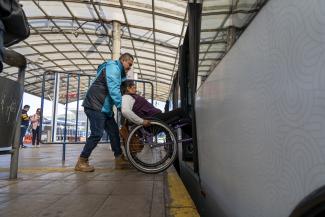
left=115, top=154, right=130, bottom=169
left=75, top=157, right=95, bottom=172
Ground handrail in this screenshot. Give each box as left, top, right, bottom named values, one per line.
left=3, top=49, right=27, bottom=68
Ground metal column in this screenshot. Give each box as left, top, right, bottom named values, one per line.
left=112, top=21, right=121, bottom=123
left=112, top=21, right=121, bottom=60
left=51, top=72, right=60, bottom=142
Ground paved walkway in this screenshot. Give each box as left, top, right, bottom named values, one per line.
left=0, top=144, right=199, bottom=217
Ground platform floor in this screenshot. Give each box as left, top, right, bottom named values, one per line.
left=0, top=143, right=199, bottom=217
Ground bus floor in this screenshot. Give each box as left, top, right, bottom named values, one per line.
left=0, top=143, right=199, bottom=217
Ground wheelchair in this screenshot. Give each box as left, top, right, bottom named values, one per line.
left=120, top=118, right=191, bottom=174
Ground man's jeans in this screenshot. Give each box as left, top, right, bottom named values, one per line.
left=81, top=108, right=122, bottom=158
left=19, top=126, right=28, bottom=147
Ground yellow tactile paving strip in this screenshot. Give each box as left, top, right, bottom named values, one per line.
left=0, top=167, right=116, bottom=173
left=167, top=168, right=200, bottom=217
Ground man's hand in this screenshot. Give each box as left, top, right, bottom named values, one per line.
left=143, top=120, right=151, bottom=127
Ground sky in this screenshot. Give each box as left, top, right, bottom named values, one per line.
left=23, top=92, right=166, bottom=118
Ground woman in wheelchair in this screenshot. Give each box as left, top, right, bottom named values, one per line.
left=120, top=80, right=190, bottom=173
left=121, top=80, right=189, bottom=127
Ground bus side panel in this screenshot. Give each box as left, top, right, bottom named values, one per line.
left=195, top=0, right=325, bottom=216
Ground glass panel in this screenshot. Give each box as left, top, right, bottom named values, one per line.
left=157, top=67, right=173, bottom=76
left=62, top=66, right=79, bottom=71
left=130, top=28, right=154, bottom=41
left=125, top=9, right=153, bottom=28
left=34, top=45, right=57, bottom=53
left=155, top=16, right=183, bottom=35
left=141, top=71, right=155, bottom=76
left=155, top=45, right=177, bottom=57
left=54, top=44, right=76, bottom=52
left=155, top=0, right=187, bottom=15
left=155, top=54, right=174, bottom=64
left=123, top=0, right=152, bottom=11
left=237, top=0, right=259, bottom=10
left=38, top=1, right=71, bottom=17
left=11, top=47, right=36, bottom=55
left=136, top=50, right=155, bottom=60
left=45, top=53, right=65, bottom=60
left=157, top=61, right=175, bottom=70
left=42, top=34, right=67, bottom=43
left=157, top=73, right=172, bottom=80
left=141, top=65, right=156, bottom=72
left=133, top=41, right=154, bottom=51
left=155, top=33, right=180, bottom=47
left=96, top=6, right=125, bottom=23
left=65, top=2, right=96, bottom=19
left=54, top=60, right=72, bottom=66
left=71, top=59, right=89, bottom=65
left=29, top=19, right=53, bottom=28
left=201, top=14, right=228, bottom=30
left=24, top=35, right=43, bottom=44
left=63, top=52, right=84, bottom=59
left=22, top=1, right=45, bottom=17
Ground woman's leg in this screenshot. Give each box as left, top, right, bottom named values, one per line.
left=32, top=129, right=36, bottom=146
left=153, top=108, right=188, bottom=124
left=36, top=126, right=40, bottom=145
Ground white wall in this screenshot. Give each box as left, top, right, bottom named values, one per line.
left=195, top=0, right=325, bottom=216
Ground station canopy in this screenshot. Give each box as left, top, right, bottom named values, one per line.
left=1, top=0, right=266, bottom=102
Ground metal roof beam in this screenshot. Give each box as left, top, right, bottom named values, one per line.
left=27, top=16, right=183, bottom=38
left=23, top=0, right=185, bottom=20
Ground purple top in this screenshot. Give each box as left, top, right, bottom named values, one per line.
left=129, top=93, right=161, bottom=118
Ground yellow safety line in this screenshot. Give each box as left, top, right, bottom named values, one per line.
left=167, top=169, right=200, bottom=217
left=0, top=167, right=117, bottom=173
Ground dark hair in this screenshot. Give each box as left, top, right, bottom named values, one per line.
left=121, top=80, right=135, bottom=95
left=119, top=53, right=134, bottom=61
left=23, top=105, right=30, bottom=109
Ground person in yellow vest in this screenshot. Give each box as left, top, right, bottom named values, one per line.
left=20, top=105, right=30, bottom=148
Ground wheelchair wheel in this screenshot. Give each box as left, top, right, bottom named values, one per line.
left=125, top=120, right=177, bottom=174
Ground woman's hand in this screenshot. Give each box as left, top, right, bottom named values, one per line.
left=143, top=120, right=151, bottom=127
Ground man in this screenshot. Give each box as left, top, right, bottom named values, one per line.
left=20, top=105, right=30, bottom=148
left=75, top=53, right=134, bottom=172
left=121, top=80, right=188, bottom=127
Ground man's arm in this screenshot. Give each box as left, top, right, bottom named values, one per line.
left=121, top=95, right=144, bottom=125
left=106, top=62, right=122, bottom=109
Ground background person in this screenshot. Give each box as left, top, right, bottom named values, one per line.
left=20, top=105, right=30, bottom=148
left=164, top=100, right=170, bottom=113
left=75, top=53, right=134, bottom=172
left=30, top=108, right=41, bottom=148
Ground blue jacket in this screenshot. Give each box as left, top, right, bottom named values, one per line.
left=82, top=60, right=126, bottom=116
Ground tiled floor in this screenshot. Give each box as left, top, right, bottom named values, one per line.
left=0, top=144, right=167, bottom=217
